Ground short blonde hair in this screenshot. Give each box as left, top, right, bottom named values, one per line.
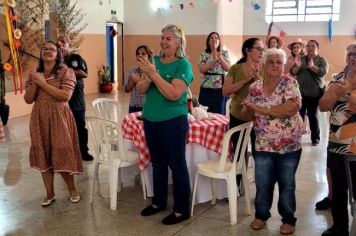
left=160, top=24, right=187, bottom=58
left=262, top=48, right=287, bottom=65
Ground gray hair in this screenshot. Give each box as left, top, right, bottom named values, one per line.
left=262, top=48, right=287, bottom=65
left=346, top=42, right=356, bottom=53
left=160, top=24, right=187, bottom=58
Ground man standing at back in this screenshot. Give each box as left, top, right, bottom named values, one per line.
left=58, top=35, right=93, bottom=161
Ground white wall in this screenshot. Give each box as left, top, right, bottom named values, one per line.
left=217, top=0, right=244, bottom=35
left=243, top=0, right=355, bottom=36
left=78, top=0, right=124, bottom=34
left=123, top=0, right=217, bottom=35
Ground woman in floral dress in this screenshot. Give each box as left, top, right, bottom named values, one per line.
left=198, top=32, right=230, bottom=114
left=24, top=41, right=83, bottom=206
left=243, top=48, right=303, bottom=235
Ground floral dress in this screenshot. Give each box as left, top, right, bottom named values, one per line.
left=125, top=66, right=145, bottom=108
left=247, top=75, right=303, bottom=154
left=26, top=66, right=83, bottom=174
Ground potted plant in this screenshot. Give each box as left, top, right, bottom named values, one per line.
left=98, top=65, right=113, bottom=93
left=0, top=50, right=10, bottom=125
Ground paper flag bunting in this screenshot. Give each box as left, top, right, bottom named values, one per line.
left=253, top=3, right=261, bottom=10
left=279, top=30, right=286, bottom=38
left=328, top=19, right=333, bottom=43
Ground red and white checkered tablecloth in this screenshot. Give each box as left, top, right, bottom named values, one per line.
left=121, top=112, right=229, bottom=171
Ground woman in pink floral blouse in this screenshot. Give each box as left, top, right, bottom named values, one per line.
left=242, top=48, right=303, bottom=235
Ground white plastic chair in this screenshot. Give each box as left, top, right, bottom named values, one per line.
left=92, top=98, right=122, bottom=123
left=86, top=116, right=146, bottom=210
left=191, top=122, right=253, bottom=225
left=92, top=98, right=147, bottom=200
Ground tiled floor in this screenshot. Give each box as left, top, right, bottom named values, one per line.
left=0, top=91, right=339, bottom=235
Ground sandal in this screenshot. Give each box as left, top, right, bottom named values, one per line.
left=280, top=223, right=295, bottom=234
left=250, top=219, right=266, bottom=230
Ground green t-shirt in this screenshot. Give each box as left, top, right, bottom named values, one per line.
left=227, top=63, right=254, bottom=121
left=142, top=56, right=193, bottom=122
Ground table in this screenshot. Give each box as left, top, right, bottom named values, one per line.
left=121, top=112, right=230, bottom=203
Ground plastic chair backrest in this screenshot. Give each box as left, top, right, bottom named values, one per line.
left=225, top=97, right=232, bottom=117
left=92, top=98, right=122, bottom=123
left=217, top=122, right=253, bottom=173
left=86, top=116, right=126, bottom=162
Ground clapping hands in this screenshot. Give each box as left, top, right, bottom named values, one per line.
left=31, top=71, right=47, bottom=88
left=330, top=79, right=350, bottom=98
left=137, top=57, right=156, bottom=76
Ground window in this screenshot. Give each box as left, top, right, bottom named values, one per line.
left=265, top=0, right=341, bottom=22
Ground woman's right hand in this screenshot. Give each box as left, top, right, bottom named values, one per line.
left=294, top=56, right=302, bottom=67
left=329, top=80, right=350, bottom=98
left=246, top=64, right=259, bottom=81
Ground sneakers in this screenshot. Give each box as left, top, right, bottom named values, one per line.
left=280, top=223, right=295, bottom=235
left=315, top=197, right=331, bottom=210
left=321, top=226, right=349, bottom=236
left=141, top=205, right=165, bottom=216
left=250, top=219, right=266, bottom=230
left=162, top=212, right=190, bottom=225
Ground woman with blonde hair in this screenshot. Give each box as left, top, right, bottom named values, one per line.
left=136, top=24, right=193, bottom=225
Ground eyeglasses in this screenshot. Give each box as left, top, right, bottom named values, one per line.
left=42, top=47, right=57, bottom=53
left=349, top=53, right=356, bottom=60
left=251, top=47, right=265, bottom=53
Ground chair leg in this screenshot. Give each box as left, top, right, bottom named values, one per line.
left=117, top=168, right=122, bottom=192
left=109, top=164, right=119, bottom=210
left=210, top=179, right=216, bottom=205
left=140, top=172, right=147, bottom=200
left=241, top=168, right=251, bottom=215
left=90, top=162, right=100, bottom=204
left=191, top=173, right=199, bottom=216
left=227, top=175, right=237, bottom=225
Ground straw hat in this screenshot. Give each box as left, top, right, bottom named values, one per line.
left=287, top=38, right=306, bottom=50
left=265, top=35, right=284, bottom=48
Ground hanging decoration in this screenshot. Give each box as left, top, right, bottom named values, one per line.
left=3, top=0, right=23, bottom=94
left=252, top=0, right=260, bottom=11
left=156, top=0, right=234, bottom=11
left=328, top=18, right=333, bottom=43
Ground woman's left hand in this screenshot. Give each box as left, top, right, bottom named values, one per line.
left=137, top=57, right=156, bottom=76
left=33, top=72, right=47, bottom=88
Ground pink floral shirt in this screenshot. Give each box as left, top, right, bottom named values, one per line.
left=247, top=75, right=303, bottom=154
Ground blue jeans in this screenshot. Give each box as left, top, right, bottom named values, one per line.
left=254, top=149, right=301, bottom=225
left=143, top=115, right=190, bottom=214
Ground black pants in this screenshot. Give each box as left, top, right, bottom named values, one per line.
left=143, top=115, right=190, bottom=214
left=198, top=87, right=227, bottom=115
left=299, top=96, right=320, bottom=143
left=71, top=109, right=90, bottom=157
left=329, top=151, right=356, bottom=232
